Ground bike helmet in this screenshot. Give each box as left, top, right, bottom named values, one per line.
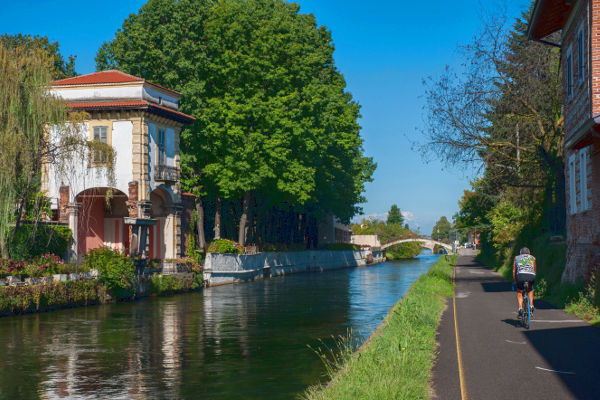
left=520, top=247, right=530, bottom=255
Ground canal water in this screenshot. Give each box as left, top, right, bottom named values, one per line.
left=0, top=251, right=439, bottom=399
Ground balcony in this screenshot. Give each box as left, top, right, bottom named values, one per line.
left=154, top=165, right=179, bottom=183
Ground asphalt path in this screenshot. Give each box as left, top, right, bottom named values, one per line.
left=432, top=254, right=600, bottom=400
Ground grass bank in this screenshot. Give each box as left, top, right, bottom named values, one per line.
left=477, top=232, right=600, bottom=326
left=304, top=255, right=456, bottom=400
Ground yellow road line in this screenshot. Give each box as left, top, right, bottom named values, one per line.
left=453, top=265, right=469, bottom=400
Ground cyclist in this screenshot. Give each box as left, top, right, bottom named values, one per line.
left=513, top=247, right=536, bottom=318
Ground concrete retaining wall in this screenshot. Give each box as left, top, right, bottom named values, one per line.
left=203, top=250, right=384, bottom=286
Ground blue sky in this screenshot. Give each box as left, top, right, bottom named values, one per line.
left=1, top=0, right=531, bottom=234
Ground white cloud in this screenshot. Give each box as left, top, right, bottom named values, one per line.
left=401, top=211, right=415, bottom=222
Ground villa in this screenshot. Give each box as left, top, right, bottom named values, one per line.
left=42, top=70, right=195, bottom=263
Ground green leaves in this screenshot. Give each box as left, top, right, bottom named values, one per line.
left=98, top=0, right=375, bottom=241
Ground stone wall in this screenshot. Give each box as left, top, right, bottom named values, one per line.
left=204, top=250, right=384, bottom=286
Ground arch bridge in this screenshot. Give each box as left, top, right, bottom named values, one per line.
left=381, top=235, right=453, bottom=254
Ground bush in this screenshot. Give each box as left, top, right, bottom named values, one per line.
left=83, top=247, right=136, bottom=299
left=150, top=274, right=203, bottom=296
left=0, top=254, right=88, bottom=278
left=8, top=224, right=72, bottom=261
left=207, top=239, right=243, bottom=254
left=0, top=280, right=109, bottom=316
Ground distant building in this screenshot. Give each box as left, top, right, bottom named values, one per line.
left=350, top=235, right=381, bottom=248
left=42, top=70, right=195, bottom=262
left=529, top=1, right=599, bottom=281
left=318, top=215, right=352, bottom=245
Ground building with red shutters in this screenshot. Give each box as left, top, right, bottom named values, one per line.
left=529, top=1, right=600, bottom=281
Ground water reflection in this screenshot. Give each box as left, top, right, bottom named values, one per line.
left=0, top=252, right=438, bottom=399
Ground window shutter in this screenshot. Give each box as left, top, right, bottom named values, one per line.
left=567, top=46, right=573, bottom=98
left=586, top=147, right=592, bottom=210
left=569, top=154, right=577, bottom=214
left=578, top=27, right=584, bottom=83
left=579, top=150, right=587, bottom=211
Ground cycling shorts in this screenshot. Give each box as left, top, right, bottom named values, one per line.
left=516, top=273, right=535, bottom=291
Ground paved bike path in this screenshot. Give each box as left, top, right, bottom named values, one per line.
left=432, top=255, right=600, bottom=400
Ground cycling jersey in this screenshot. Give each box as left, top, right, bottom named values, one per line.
left=515, top=254, right=535, bottom=276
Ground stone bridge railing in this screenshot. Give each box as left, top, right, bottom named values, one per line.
left=381, top=237, right=453, bottom=253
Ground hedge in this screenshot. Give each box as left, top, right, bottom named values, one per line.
left=8, top=224, right=71, bottom=261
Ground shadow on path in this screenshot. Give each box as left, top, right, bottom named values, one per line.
left=524, top=325, right=600, bottom=399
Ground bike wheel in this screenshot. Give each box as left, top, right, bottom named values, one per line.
left=524, top=297, right=530, bottom=329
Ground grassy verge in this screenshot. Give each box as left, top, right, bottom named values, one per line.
left=477, top=233, right=600, bottom=326
left=304, top=255, right=456, bottom=400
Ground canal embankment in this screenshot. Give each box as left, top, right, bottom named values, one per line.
left=204, top=249, right=384, bottom=286
left=0, top=248, right=384, bottom=317
left=304, top=254, right=456, bottom=400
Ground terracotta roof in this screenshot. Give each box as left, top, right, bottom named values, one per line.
left=52, top=70, right=182, bottom=96
left=69, top=100, right=195, bottom=124
left=53, top=70, right=143, bottom=86
left=528, top=0, right=574, bottom=40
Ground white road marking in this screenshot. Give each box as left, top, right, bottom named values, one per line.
left=468, top=270, right=486, bottom=274
left=531, top=320, right=586, bottom=323
left=535, top=366, right=576, bottom=375
left=455, top=292, right=471, bottom=298
left=505, top=340, right=526, bottom=345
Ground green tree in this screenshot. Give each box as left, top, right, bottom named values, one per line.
left=97, top=0, right=374, bottom=247
left=432, top=216, right=451, bottom=243
left=387, top=204, right=404, bottom=225
left=421, top=8, right=564, bottom=234
left=0, top=34, right=76, bottom=79
left=0, top=42, right=89, bottom=258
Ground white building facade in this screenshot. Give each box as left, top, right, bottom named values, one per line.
left=42, top=70, right=195, bottom=262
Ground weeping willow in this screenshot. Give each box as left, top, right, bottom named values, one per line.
left=0, top=42, right=108, bottom=258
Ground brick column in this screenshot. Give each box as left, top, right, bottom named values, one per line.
left=58, top=186, right=70, bottom=223
left=128, top=181, right=139, bottom=218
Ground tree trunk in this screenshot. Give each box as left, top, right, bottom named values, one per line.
left=238, top=191, right=251, bottom=246
left=214, top=196, right=222, bottom=240
left=195, top=196, right=207, bottom=250
left=0, top=238, right=7, bottom=259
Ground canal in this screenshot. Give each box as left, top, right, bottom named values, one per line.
left=0, top=252, right=440, bottom=399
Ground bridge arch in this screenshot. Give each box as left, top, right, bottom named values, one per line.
left=381, top=238, right=453, bottom=254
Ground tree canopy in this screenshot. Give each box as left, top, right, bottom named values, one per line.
left=387, top=204, right=404, bottom=226
left=1, top=34, right=76, bottom=79
left=431, top=216, right=451, bottom=243
left=97, top=0, right=375, bottom=247
left=0, top=42, right=87, bottom=258
left=424, top=6, right=564, bottom=260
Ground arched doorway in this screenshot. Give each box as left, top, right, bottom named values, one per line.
left=149, top=187, right=174, bottom=260
left=75, top=188, right=129, bottom=255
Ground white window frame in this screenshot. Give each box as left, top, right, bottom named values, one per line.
left=577, top=24, right=585, bottom=84
left=566, top=46, right=573, bottom=99
left=92, top=125, right=109, bottom=164
left=568, top=153, right=577, bottom=214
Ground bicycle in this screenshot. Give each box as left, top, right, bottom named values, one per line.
left=519, top=281, right=532, bottom=329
